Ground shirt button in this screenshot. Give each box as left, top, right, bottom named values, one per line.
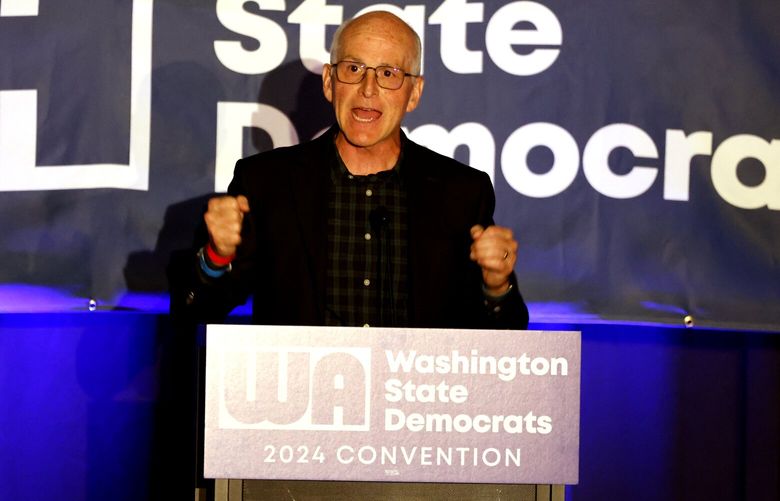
left=493, top=306, right=502, bottom=313
left=364, top=233, right=371, bottom=241
left=348, top=175, right=354, bottom=180
left=363, top=278, right=371, bottom=287
left=365, top=188, right=373, bottom=197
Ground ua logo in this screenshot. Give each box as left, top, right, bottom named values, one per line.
left=220, top=348, right=371, bottom=431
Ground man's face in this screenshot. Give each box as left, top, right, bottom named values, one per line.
left=322, top=15, right=424, bottom=154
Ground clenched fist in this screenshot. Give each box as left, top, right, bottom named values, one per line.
left=469, top=224, right=518, bottom=296
left=204, top=195, right=250, bottom=257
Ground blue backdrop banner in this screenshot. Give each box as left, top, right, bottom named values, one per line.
left=0, top=0, right=778, bottom=329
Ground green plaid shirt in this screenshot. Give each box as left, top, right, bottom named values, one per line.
left=324, top=148, right=409, bottom=327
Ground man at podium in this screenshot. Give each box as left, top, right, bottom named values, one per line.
left=171, top=11, right=528, bottom=331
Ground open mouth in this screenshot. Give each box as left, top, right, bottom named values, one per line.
left=352, top=107, right=382, bottom=122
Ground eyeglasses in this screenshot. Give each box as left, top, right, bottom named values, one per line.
left=331, top=60, right=419, bottom=90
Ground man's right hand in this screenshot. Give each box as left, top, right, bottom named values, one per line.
left=204, top=195, right=250, bottom=257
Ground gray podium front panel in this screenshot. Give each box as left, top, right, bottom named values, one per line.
left=214, top=479, right=565, bottom=501
left=205, top=327, right=580, bottom=485
left=203, top=326, right=578, bottom=500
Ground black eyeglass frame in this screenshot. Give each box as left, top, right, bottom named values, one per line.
left=330, top=60, right=420, bottom=90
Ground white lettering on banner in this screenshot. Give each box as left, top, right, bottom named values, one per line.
left=214, top=0, right=287, bottom=75
left=215, top=102, right=299, bottom=192
left=0, top=0, right=152, bottom=192
left=1, top=0, right=769, bottom=211
left=582, top=124, right=659, bottom=199
left=501, top=122, right=580, bottom=198
left=288, top=0, right=344, bottom=74
left=663, top=130, right=713, bottom=201
left=711, top=135, right=780, bottom=210
left=214, top=0, right=428, bottom=75
left=219, top=103, right=779, bottom=210
left=206, top=0, right=775, bottom=210
left=429, top=0, right=484, bottom=74
left=485, top=1, right=562, bottom=76
left=497, top=122, right=778, bottom=208
left=0, top=0, right=39, bottom=16
left=406, top=123, right=495, bottom=184
left=215, top=0, right=559, bottom=76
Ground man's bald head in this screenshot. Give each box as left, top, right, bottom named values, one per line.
left=330, top=11, right=422, bottom=75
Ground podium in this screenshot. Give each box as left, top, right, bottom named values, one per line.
left=200, top=325, right=579, bottom=501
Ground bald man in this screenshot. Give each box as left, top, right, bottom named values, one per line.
left=172, top=12, right=528, bottom=329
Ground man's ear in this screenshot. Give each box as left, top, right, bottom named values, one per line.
left=405, top=76, right=424, bottom=112
left=322, top=64, right=334, bottom=103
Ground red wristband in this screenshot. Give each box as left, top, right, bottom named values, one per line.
left=205, top=243, right=235, bottom=267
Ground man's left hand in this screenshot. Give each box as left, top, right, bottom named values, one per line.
left=469, top=224, right=517, bottom=296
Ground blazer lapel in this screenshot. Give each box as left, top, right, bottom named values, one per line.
left=286, top=127, right=337, bottom=321
left=402, top=137, right=441, bottom=325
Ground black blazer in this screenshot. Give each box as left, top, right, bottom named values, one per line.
left=170, top=126, right=528, bottom=330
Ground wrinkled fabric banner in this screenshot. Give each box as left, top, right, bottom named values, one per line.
left=0, top=0, right=778, bottom=329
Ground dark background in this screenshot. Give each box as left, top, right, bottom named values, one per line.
left=0, top=0, right=778, bottom=328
